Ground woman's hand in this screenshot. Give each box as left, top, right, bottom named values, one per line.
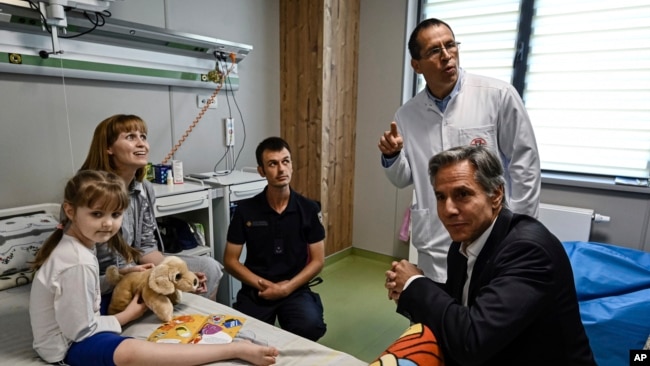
left=193, top=271, right=208, bottom=294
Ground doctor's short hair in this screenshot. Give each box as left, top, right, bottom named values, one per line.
left=408, top=18, right=456, bottom=60
left=255, top=137, right=292, bottom=167
left=428, top=145, right=507, bottom=205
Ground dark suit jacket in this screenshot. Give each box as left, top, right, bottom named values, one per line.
left=397, top=209, right=596, bottom=366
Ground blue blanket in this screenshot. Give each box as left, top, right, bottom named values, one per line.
left=563, top=241, right=650, bottom=366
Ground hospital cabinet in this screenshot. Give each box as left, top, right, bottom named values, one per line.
left=152, top=182, right=214, bottom=258
left=203, top=170, right=268, bottom=306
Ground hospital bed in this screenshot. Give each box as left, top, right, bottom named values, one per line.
left=0, top=203, right=366, bottom=366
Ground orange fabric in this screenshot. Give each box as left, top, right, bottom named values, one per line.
left=370, top=323, right=444, bottom=366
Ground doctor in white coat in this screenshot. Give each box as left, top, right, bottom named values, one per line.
left=379, top=18, right=540, bottom=284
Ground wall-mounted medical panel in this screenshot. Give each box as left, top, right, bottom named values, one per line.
left=0, top=2, right=252, bottom=89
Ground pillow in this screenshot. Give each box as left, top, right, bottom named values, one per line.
left=370, top=323, right=444, bottom=366
left=0, top=212, right=58, bottom=291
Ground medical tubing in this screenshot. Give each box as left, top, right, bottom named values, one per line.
left=161, top=53, right=237, bottom=165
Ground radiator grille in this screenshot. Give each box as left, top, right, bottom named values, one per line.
left=538, top=203, right=593, bottom=242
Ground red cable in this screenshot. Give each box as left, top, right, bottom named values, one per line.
left=161, top=53, right=237, bottom=165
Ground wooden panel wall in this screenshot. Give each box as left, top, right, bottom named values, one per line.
left=279, top=0, right=360, bottom=256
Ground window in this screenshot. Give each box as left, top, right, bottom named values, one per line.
left=417, top=0, right=650, bottom=179
left=419, top=0, right=521, bottom=86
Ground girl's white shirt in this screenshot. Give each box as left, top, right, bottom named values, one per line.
left=29, top=234, right=121, bottom=363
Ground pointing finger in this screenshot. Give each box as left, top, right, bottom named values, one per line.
left=390, top=122, right=399, bottom=137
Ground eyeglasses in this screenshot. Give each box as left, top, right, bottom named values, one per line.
left=421, top=41, right=461, bottom=59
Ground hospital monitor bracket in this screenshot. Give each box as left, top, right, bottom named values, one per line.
left=29, top=0, right=117, bottom=56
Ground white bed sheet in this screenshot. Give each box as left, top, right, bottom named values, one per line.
left=0, top=284, right=367, bottom=365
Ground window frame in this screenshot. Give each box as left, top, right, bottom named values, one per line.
left=412, top=0, right=650, bottom=193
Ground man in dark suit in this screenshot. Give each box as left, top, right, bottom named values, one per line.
left=385, top=145, right=595, bottom=365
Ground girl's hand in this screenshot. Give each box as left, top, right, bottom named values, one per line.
left=118, top=263, right=154, bottom=275
left=115, top=293, right=149, bottom=325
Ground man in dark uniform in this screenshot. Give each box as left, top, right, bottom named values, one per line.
left=224, top=137, right=326, bottom=341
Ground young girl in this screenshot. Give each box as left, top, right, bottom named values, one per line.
left=29, top=170, right=278, bottom=366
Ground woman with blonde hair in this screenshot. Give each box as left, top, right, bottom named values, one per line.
left=81, top=114, right=223, bottom=302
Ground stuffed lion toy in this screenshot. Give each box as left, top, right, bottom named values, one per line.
left=106, top=256, right=199, bottom=322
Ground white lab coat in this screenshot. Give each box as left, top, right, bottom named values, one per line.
left=384, top=69, right=540, bottom=283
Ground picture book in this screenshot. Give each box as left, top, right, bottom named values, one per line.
left=148, top=313, right=246, bottom=344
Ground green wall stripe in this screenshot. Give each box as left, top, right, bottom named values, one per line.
left=1, top=52, right=239, bottom=85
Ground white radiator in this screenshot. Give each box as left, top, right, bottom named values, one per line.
left=538, top=203, right=594, bottom=242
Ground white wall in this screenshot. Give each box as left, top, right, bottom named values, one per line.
left=3, top=0, right=648, bottom=253
left=353, top=0, right=412, bottom=259
left=0, top=0, right=279, bottom=209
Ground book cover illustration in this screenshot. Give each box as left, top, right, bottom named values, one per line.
left=148, top=313, right=246, bottom=344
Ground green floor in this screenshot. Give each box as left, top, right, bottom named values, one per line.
left=315, top=252, right=410, bottom=363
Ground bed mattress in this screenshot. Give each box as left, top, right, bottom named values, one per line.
left=0, top=284, right=366, bottom=365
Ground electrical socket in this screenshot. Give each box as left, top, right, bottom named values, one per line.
left=224, top=118, right=235, bottom=146
left=197, top=94, right=217, bottom=109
